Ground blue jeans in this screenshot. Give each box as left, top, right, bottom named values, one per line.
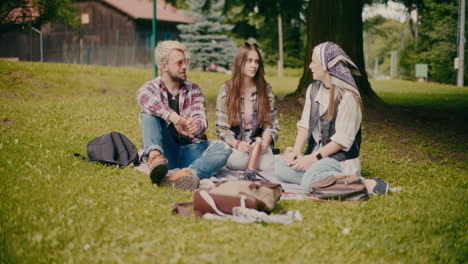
left=226, top=147, right=274, bottom=171
left=140, top=113, right=232, bottom=179
left=274, top=156, right=344, bottom=192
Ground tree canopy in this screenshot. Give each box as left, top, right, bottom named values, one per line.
left=0, top=0, right=80, bottom=34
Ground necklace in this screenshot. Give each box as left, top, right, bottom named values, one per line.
left=168, top=89, right=179, bottom=100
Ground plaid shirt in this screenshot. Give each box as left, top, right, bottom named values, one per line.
left=136, top=77, right=207, bottom=143
left=216, top=83, right=279, bottom=144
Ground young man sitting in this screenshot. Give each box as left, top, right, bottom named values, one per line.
left=136, top=40, right=232, bottom=191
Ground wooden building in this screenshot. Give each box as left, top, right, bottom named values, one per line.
left=0, top=0, right=193, bottom=66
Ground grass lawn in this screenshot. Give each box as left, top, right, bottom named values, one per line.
left=1, top=61, right=467, bottom=263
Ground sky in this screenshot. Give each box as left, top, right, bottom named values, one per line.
left=362, top=1, right=411, bottom=23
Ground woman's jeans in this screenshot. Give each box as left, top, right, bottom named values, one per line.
left=274, top=155, right=344, bottom=192
left=226, top=147, right=274, bottom=171
left=140, top=113, right=232, bottom=179
left=225, top=129, right=274, bottom=171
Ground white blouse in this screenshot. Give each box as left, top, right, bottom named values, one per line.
left=297, top=83, right=362, bottom=175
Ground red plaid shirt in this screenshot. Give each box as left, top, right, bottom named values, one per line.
left=136, top=77, right=208, bottom=143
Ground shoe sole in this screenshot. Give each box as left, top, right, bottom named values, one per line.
left=149, top=163, right=168, bottom=185
left=162, top=175, right=199, bottom=191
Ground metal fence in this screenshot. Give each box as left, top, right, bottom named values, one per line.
left=60, top=42, right=154, bottom=67
left=0, top=31, right=155, bottom=68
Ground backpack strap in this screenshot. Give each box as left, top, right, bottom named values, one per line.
left=172, top=202, right=196, bottom=217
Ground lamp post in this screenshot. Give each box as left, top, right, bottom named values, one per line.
left=152, top=0, right=158, bottom=77
left=457, top=0, right=465, bottom=87
left=31, top=27, right=43, bottom=62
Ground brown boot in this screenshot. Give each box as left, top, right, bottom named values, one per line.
left=161, top=168, right=199, bottom=191
left=148, top=150, right=168, bottom=185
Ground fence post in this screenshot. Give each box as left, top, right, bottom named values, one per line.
left=63, top=42, right=68, bottom=63
left=79, top=38, right=83, bottom=64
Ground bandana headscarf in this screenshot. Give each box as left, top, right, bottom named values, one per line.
left=314, top=42, right=361, bottom=98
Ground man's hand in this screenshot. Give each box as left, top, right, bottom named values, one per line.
left=174, top=117, right=194, bottom=138
left=184, top=117, right=199, bottom=137
left=291, top=154, right=316, bottom=171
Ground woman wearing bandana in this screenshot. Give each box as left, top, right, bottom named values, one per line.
left=274, top=42, right=365, bottom=192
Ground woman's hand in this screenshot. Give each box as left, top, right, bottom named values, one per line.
left=284, top=147, right=300, bottom=165
left=291, top=154, right=317, bottom=171
left=236, top=141, right=252, bottom=153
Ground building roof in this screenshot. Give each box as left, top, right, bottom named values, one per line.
left=3, top=0, right=194, bottom=24
left=102, top=0, right=194, bottom=23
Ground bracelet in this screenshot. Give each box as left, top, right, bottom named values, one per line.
left=235, top=140, right=240, bottom=149
left=174, top=116, right=182, bottom=125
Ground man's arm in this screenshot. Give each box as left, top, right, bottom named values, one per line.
left=187, top=84, right=208, bottom=137
left=136, top=80, right=174, bottom=120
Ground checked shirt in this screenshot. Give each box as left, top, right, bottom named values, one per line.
left=136, top=77, right=207, bottom=143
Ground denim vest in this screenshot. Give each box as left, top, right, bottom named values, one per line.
left=304, top=81, right=361, bottom=162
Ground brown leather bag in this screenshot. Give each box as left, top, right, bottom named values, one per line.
left=173, top=181, right=283, bottom=217
left=308, top=175, right=368, bottom=201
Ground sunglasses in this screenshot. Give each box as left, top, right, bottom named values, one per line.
left=174, top=58, right=190, bottom=68
left=243, top=42, right=259, bottom=48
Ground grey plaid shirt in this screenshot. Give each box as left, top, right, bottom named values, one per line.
left=215, top=83, right=279, bottom=144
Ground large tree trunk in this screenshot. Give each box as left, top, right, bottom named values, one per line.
left=295, top=0, right=382, bottom=106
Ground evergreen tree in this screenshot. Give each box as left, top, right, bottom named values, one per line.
left=177, top=0, right=236, bottom=71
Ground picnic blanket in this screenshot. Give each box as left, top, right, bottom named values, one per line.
left=135, top=163, right=401, bottom=199
left=135, top=163, right=311, bottom=200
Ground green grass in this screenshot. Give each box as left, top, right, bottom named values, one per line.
left=1, top=61, right=467, bottom=263
left=370, top=79, right=468, bottom=109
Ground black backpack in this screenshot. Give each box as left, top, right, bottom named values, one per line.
left=75, top=132, right=139, bottom=167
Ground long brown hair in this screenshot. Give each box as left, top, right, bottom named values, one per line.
left=225, top=43, right=271, bottom=127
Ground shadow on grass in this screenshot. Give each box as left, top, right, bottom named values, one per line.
left=277, top=95, right=468, bottom=167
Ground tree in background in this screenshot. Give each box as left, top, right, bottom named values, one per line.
left=0, top=0, right=80, bottom=35
left=295, top=0, right=382, bottom=105
left=222, top=0, right=308, bottom=68
left=363, top=15, right=411, bottom=78
left=185, top=0, right=381, bottom=104
left=177, top=0, right=236, bottom=71
left=364, top=0, right=465, bottom=84
left=400, top=0, right=465, bottom=84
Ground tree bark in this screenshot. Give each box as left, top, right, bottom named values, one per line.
left=295, top=0, right=382, bottom=106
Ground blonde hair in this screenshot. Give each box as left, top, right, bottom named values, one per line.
left=327, top=85, right=363, bottom=121
left=154, top=40, right=187, bottom=65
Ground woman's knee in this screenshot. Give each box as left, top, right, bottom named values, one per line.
left=226, top=150, right=248, bottom=170
left=257, top=150, right=274, bottom=171
left=273, top=155, right=291, bottom=179
left=273, top=155, right=304, bottom=184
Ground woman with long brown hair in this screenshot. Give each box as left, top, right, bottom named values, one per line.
left=215, top=42, right=279, bottom=171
